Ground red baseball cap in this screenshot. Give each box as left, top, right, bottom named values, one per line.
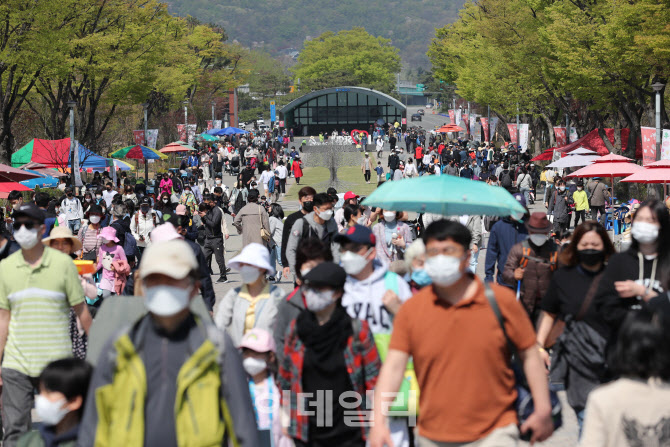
left=343, top=191, right=359, bottom=200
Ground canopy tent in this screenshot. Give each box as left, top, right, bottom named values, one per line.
left=10, top=138, right=117, bottom=170
left=206, top=127, right=248, bottom=136
left=20, top=170, right=60, bottom=189
left=549, top=129, right=641, bottom=158
left=0, top=182, right=31, bottom=199
left=531, top=149, right=553, bottom=162
left=546, top=149, right=600, bottom=169
left=198, top=133, right=219, bottom=142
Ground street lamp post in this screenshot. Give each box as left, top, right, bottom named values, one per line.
left=142, top=103, right=149, bottom=180
left=652, top=82, right=664, bottom=161
left=67, top=101, right=76, bottom=188
left=516, top=103, right=520, bottom=147
left=183, top=100, right=189, bottom=144
left=487, top=105, right=491, bottom=142
left=467, top=101, right=471, bottom=138
left=211, top=101, right=216, bottom=122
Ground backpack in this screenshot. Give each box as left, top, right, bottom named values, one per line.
left=234, top=189, right=246, bottom=214
left=267, top=175, right=275, bottom=194
left=518, top=240, right=558, bottom=271
left=300, top=217, right=334, bottom=245
left=484, top=215, right=499, bottom=232
left=501, top=170, right=513, bottom=188
left=122, top=231, right=137, bottom=258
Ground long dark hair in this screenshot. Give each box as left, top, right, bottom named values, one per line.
left=631, top=200, right=670, bottom=289
left=559, top=221, right=615, bottom=267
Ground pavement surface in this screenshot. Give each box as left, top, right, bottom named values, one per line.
left=210, top=137, right=580, bottom=446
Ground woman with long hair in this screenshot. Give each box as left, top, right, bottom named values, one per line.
left=536, top=221, right=615, bottom=432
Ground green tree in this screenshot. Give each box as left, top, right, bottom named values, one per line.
left=246, top=50, right=291, bottom=99
left=292, top=28, right=401, bottom=93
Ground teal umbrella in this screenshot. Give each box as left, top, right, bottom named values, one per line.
left=362, top=175, right=526, bottom=216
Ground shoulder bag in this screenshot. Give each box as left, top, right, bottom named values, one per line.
left=259, top=206, right=271, bottom=242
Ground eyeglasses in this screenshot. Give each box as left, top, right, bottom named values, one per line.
left=13, top=221, right=37, bottom=231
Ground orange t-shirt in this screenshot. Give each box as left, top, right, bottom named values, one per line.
left=389, top=278, right=536, bottom=443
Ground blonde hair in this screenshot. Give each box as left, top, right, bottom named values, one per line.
left=404, top=239, right=426, bottom=271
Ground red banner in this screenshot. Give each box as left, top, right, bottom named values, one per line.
left=448, top=109, right=455, bottom=124
left=641, top=126, right=657, bottom=166
left=462, top=113, right=469, bottom=124
left=553, top=127, right=567, bottom=146
left=480, top=117, right=489, bottom=141
left=133, top=130, right=145, bottom=146
left=177, top=124, right=187, bottom=142
left=206, top=120, right=213, bottom=131
left=507, top=124, right=518, bottom=144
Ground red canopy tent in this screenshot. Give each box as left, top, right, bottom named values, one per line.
left=532, top=129, right=642, bottom=162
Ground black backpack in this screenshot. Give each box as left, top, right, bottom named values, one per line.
left=234, top=190, right=246, bottom=214
left=501, top=170, right=513, bottom=188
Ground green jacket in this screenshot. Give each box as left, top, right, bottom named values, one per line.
left=18, top=430, right=77, bottom=447
left=79, top=313, right=258, bottom=447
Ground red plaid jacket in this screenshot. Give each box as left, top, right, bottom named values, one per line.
left=277, top=316, right=381, bottom=442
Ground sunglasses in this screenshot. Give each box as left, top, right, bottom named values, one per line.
left=13, top=221, right=38, bottom=231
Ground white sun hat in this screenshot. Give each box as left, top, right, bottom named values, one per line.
left=228, top=242, right=275, bottom=275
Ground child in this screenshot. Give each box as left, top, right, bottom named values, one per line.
left=239, top=329, right=286, bottom=447
left=19, top=358, right=93, bottom=447
left=96, top=227, right=127, bottom=299
left=374, top=161, right=384, bottom=183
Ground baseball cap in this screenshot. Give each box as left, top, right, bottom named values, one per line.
left=239, top=328, right=276, bottom=353
left=343, top=191, right=359, bottom=201
left=512, top=192, right=527, bottom=209
left=140, top=197, right=151, bottom=206
left=302, top=262, right=347, bottom=289
left=13, top=203, right=44, bottom=223
left=334, top=224, right=376, bottom=246
left=175, top=204, right=187, bottom=215
left=139, top=240, right=198, bottom=280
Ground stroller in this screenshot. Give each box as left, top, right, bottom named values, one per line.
left=230, top=155, right=240, bottom=176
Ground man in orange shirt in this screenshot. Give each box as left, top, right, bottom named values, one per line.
left=370, top=220, right=553, bottom=447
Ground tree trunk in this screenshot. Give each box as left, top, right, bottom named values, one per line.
left=540, top=112, right=556, bottom=148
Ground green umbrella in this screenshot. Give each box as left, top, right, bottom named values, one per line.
left=362, top=175, right=526, bottom=216
left=199, top=133, right=219, bottom=142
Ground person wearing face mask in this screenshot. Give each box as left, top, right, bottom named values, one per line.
left=79, top=239, right=258, bottom=447
left=587, top=177, right=610, bottom=222
left=95, top=226, right=128, bottom=300
left=286, top=193, right=339, bottom=276
left=60, top=187, right=84, bottom=234
left=334, top=191, right=360, bottom=232
left=17, top=358, right=92, bottom=447
left=503, top=212, right=560, bottom=321
left=238, top=329, right=289, bottom=447
left=369, top=220, right=553, bottom=447
left=0, top=203, right=92, bottom=446
left=403, top=238, right=430, bottom=293
left=595, top=200, right=670, bottom=340
left=548, top=180, right=572, bottom=233
left=130, top=197, right=158, bottom=254
left=278, top=262, right=381, bottom=447
left=372, top=209, right=413, bottom=266
left=121, top=185, right=138, bottom=206
left=572, top=179, right=590, bottom=228
left=534, top=222, right=615, bottom=433
left=336, top=225, right=413, bottom=447
left=179, top=185, right=198, bottom=215
left=76, top=204, right=104, bottom=262
left=101, top=182, right=117, bottom=208
left=154, top=192, right=174, bottom=216
left=215, top=243, right=284, bottom=347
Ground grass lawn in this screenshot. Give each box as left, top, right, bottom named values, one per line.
left=285, top=155, right=382, bottom=200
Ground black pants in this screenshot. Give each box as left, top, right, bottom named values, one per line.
left=364, top=170, right=371, bottom=182
left=203, top=236, right=226, bottom=278
left=574, top=210, right=587, bottom=227
left=2, top=368, right=39, bottom=447
left=591, top=205, right=606, bottom=223
left=279, top=178, right=286, bottom=193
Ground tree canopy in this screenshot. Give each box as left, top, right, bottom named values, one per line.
left=292, top=28, right=402, bottom=94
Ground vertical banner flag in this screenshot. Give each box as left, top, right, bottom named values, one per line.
left=187, top=124, right=197, bottom=146
left=518, top=123, right=530, bottom=152
left=270, top=101, right=276, bottom=123
left=462, top=113, right=469, bottom=128
left=177, top=124, right=186, bottom=142
left=469, top=115, right=477, bottom=136
left=489, top=117, right=499, bottom=142
left=448, top=109, right=456, bottom=124
left=133, top=130, right=145, bottom=145
left=662, top=129, right=670, bottom=160
left=73, top=141, right=83, bottom=187
left=480, top=117, right=489, bottom=141
left=455, top=109, right=462, bottom=127
left=507, top=123, right=518, bottom=145
left=641, top=126, right=657, bottom=166
left=213, top=120, right=222, bottom=129
left=206, top=121, right=213, bottom=131
left=146, top=129, right=158, bottom=149
left=569, top=127, right=578, bottom=143
left=554, top=127, right=567, bottom=146
left=474, top=123, right=482, bottom=141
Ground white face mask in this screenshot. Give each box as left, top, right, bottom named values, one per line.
left=243, top=357, right=267, bottom=376
left=317, top=208, right=333, bottom=221
left=300, top=267, right=312, bottom=277
left=304, top=288, right=335, bottom=312
left=89, top=215, right=101, bottom=224
left=424, top=254, right=465, bottom=287
left=14, top=226, right=40, bottom=250
left=35, top=395, right=69, bottom=426
left=529, top=234, right=548, bottom=246
left=340, top=249, right=371, bottom=276
left=144, top=285, right=191, bottom=317
left=383, top=211, right=396, bottom=223
left=239, top=265, right=261, bottom=284
left=356, top=216, right=367, bottom=225
left=631, top=221, right=659, bottom=245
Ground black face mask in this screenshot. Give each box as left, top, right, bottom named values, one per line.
left=302, top=201, right=314, bottom=213
left=577, top=249, right=605, bottom=267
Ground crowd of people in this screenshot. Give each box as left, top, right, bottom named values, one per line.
left=0, top=124, right=668, bottom=447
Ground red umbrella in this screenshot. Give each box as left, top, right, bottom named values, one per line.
left=0, top=182, right=32, bottom=199
left=0, top=163, right=40, bottom=182
left=437, top=125, right=463, bottom=133
left=621, top=160, right=670, bottom=184
left=531, top=149, right=553, bottom=162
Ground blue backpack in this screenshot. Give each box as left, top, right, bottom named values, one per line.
left=267, top=175, right=275, bottom=193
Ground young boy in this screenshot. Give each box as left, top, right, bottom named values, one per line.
left=374, top=161, right=384, bottom=183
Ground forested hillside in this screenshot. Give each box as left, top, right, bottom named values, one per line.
left=166, top=0, right=462, bottom=67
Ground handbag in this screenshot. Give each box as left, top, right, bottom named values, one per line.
left=259, top=206, right=271, bottom=242
left=483, top=283, right=562, bottom=439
